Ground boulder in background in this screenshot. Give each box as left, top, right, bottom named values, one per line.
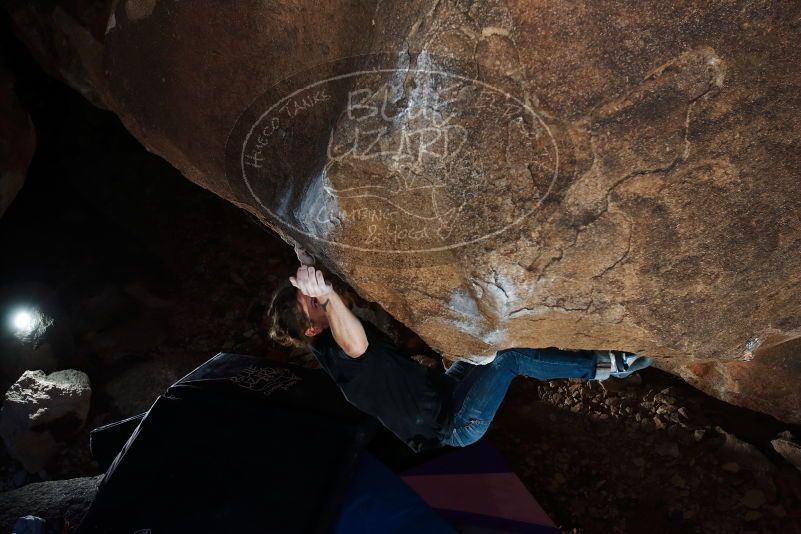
left=0, top=369, right=91, bottom=473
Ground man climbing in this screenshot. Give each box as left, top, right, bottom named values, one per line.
left=266, top=252, right=651, bottom=452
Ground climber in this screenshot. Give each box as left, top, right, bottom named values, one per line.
left=265, top=250, right=652, bottom=452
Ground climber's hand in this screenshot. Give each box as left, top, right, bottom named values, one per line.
left=290, top=266, right=333, bottom=300
left=294, top=244, right=316, bottom=266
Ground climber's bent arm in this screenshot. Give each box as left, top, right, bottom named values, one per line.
left=291, top=265, right=368, bottom=358
left=323, top=289, right=369, bottom=358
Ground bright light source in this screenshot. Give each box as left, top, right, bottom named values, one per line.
left=13, top=310, right=36, bottom=333
left=6, top=305, right=53, bottom=344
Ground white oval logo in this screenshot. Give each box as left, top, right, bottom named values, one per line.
left=227, top=55, right=559, bottom=257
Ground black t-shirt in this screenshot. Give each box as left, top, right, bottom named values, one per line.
left=309, top=320, right=454, bottom=452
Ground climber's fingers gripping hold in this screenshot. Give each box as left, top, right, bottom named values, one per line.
left=303, top=266, right=333, bottom=299
left=289, top=265, right=332, bottom=299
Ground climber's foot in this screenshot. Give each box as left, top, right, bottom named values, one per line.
left=594, top=351, right=652, bottom=380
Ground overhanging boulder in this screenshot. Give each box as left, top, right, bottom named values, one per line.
left=4, top=0, right=801, bottom=422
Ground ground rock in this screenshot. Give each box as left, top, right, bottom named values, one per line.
left=721, top=462, right=740, bottom=473
left=655, top=441, right=679, bottom=458
left=717, top=429, right=777, bottom=500
left=5, top=0, right=801, bottom=422
left=0, top=370, right=91, bottom=473
left=0, top=475, right=100, bottom=533
left=771, top=437, right=801, bottom=473
left=741, top=489, right=766, bottom=510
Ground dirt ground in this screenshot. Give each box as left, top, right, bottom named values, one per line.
left=490, top=371, right=801, bottom=532
left=2, top=23, right=801, bottom=533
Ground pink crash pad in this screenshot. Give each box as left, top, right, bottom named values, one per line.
left=401, top=440, right=559, bottom=533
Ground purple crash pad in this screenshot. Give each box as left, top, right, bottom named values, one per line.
left=401, top=440, right=559, bottom=533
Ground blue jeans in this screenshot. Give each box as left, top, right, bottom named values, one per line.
left=440, top=348, right=598, bottom=447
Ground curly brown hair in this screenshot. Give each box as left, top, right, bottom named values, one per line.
left=265, top=279, right=312, bottom=349
left=265, top=274, right=359, bottom=350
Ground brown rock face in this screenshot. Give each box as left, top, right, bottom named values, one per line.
left=5, top=0, right=801, bottom=422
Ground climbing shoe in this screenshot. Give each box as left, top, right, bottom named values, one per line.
left=594, top=351, right=652, bottom=380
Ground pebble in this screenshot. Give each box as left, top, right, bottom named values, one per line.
left=656, top=442, right=680, bottom=458
left=770, top=504, right=787, bottom=518
left=740, top=489, right=766, bottom=509
left=721, top=462, right=740, bottom=473
left=668, top=413, right=682, bottom=424
left=671, top=474, right=687, bottom=488
left=654, top=393, right=676, bottom=405
left=744, top=510, right=762, bottom=521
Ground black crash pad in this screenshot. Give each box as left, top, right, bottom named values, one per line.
left=78, top=353, right=377, bottom=534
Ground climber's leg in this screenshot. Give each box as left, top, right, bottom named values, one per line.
left=440, top=348, right=598, bottom=447
left=502, top=347, right=598, bottom=381
left=441, top=352, right=518, bottom=447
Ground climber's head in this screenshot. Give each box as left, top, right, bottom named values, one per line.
left=265, top=279, right=328, bottom=348
left=295, top=290, right=329, bottom=336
